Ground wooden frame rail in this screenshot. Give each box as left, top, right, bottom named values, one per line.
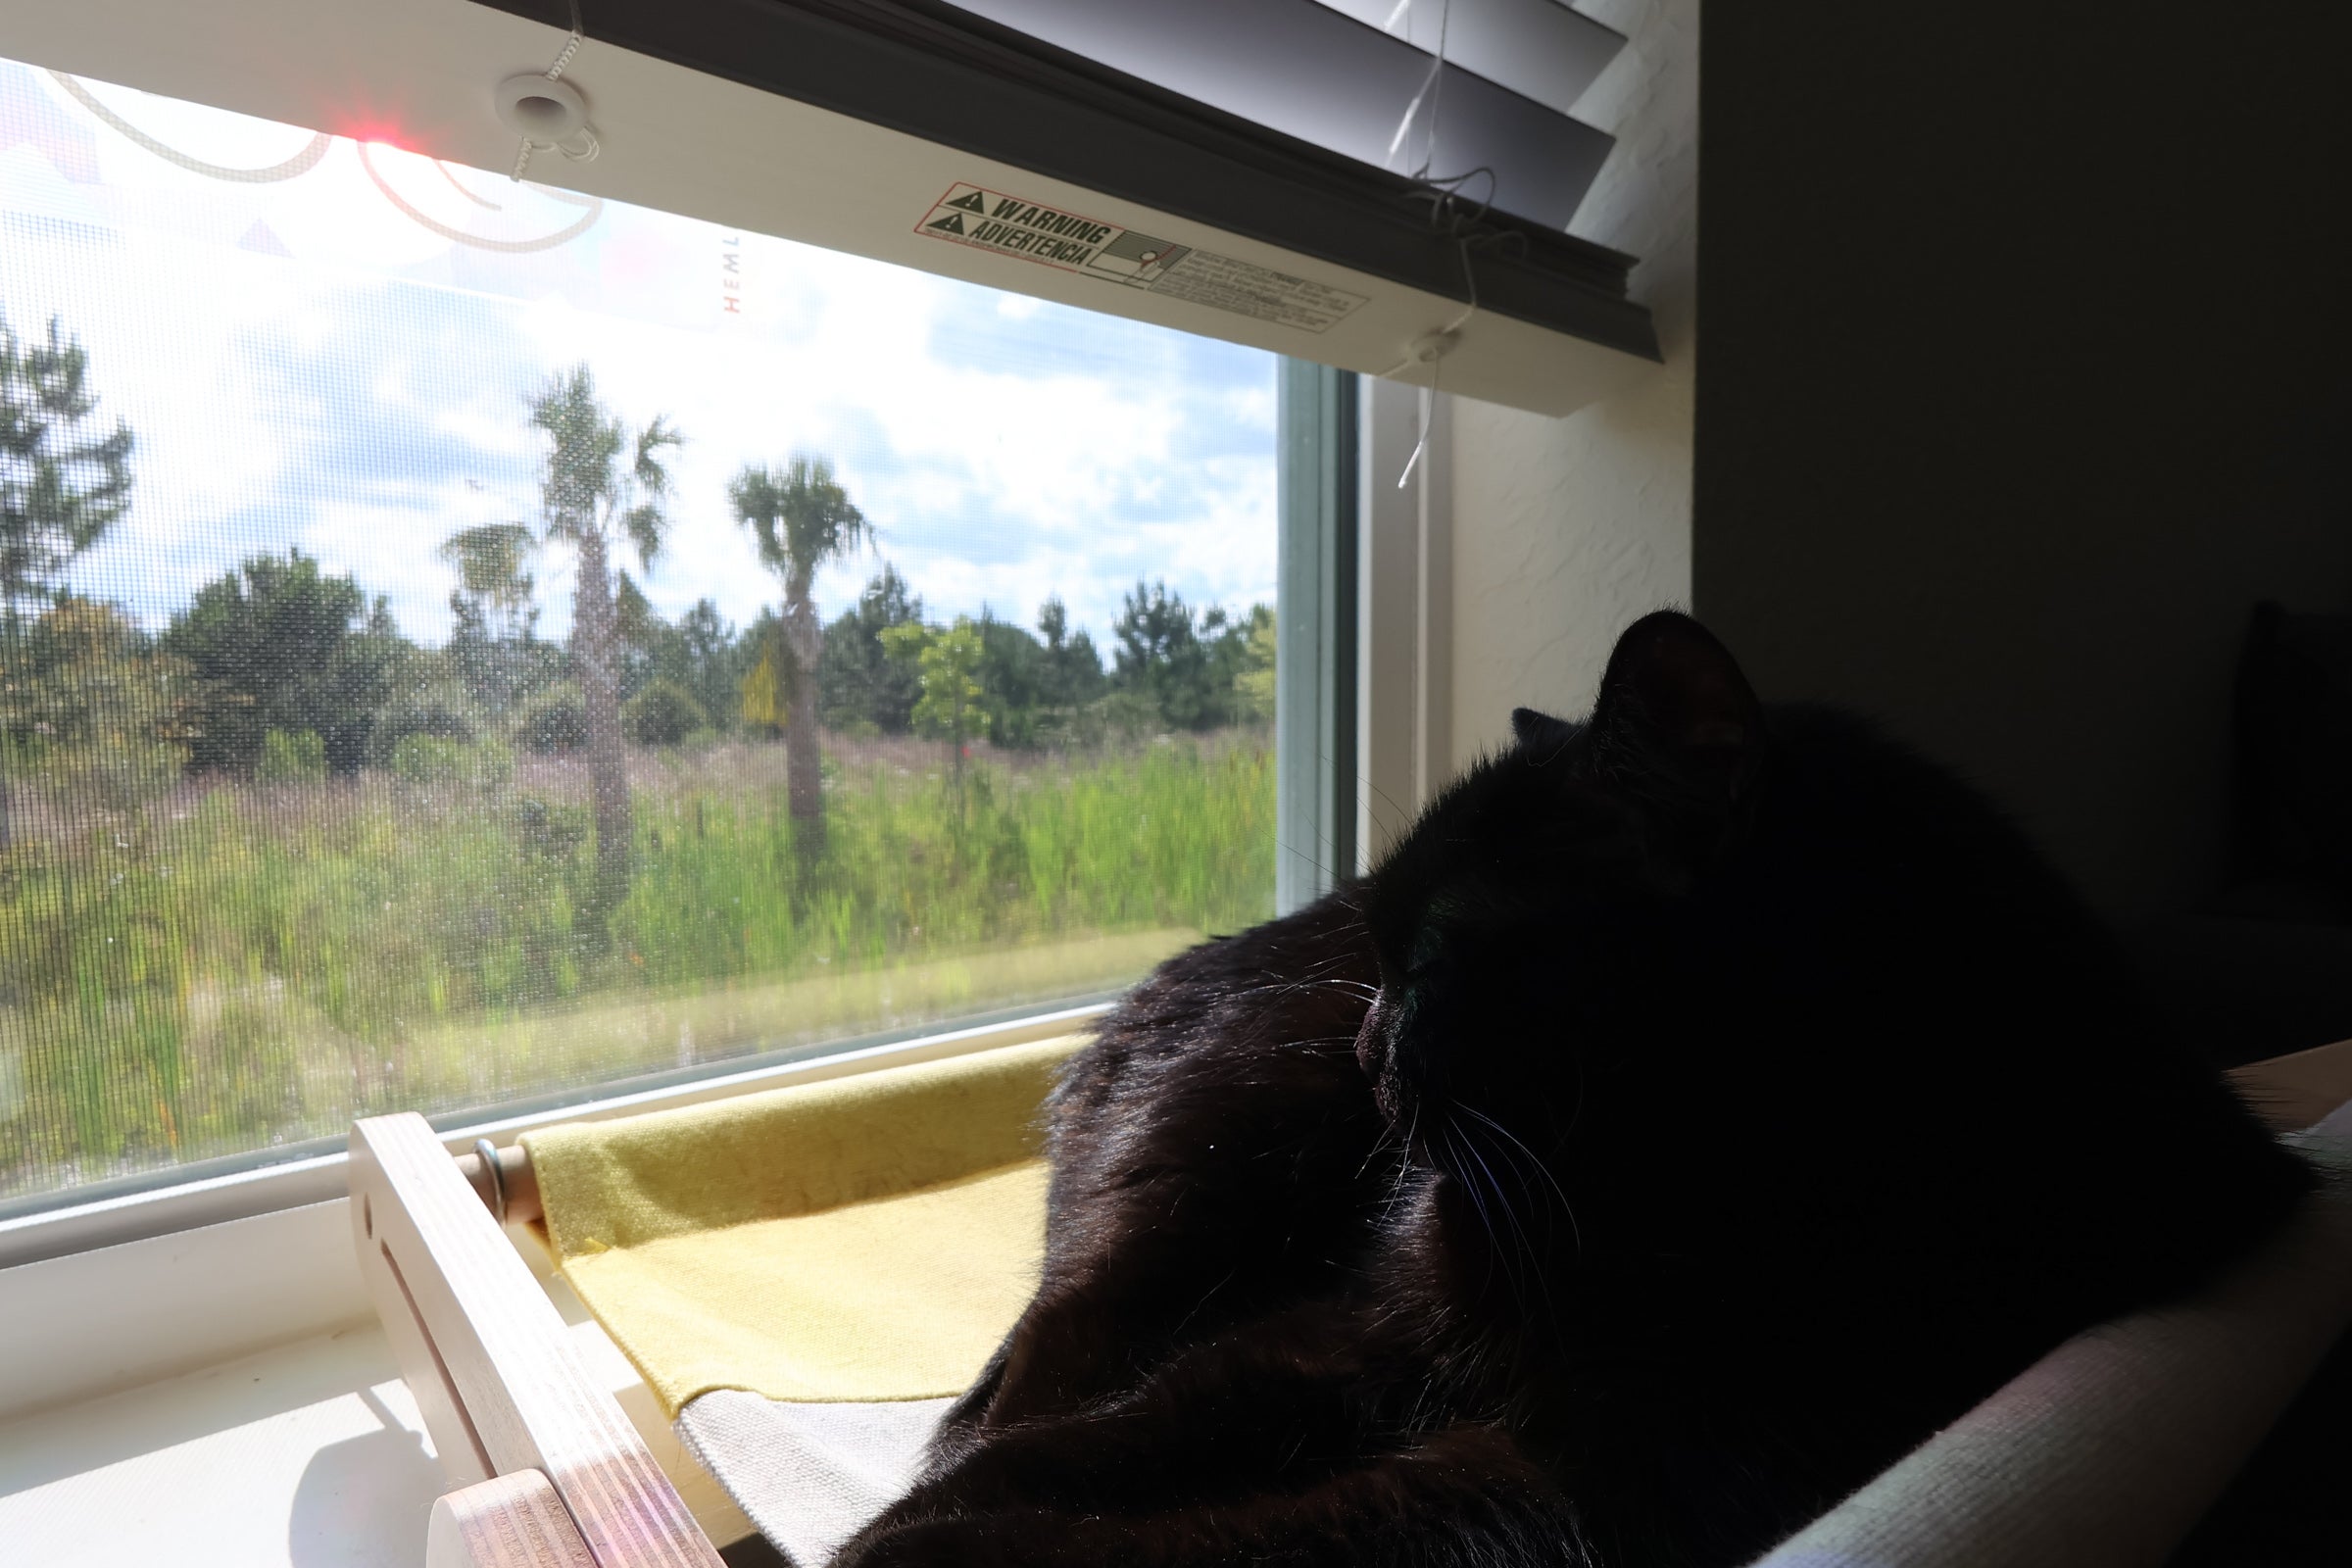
left=350, top=1113, right=723, bottom=1568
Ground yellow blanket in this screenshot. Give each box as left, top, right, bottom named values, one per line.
left=523, top=1037, right=1081, bottom=1417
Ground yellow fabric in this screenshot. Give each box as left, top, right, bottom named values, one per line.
left=523, top=1036, right=1080, bottom=1417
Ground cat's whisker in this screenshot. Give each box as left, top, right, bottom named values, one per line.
left=1430, top=1123, right=1486, bottom=1298
left=1437, top=1120, right=1505, bottom=1298
left=1459, top=1103, right=1583, bottom=1264
left=1294, top=950, right=1369, bottom=979
left=1456, top=1118, right=1571, bottom=1340
left=1453, top=1118, right=1544, bottom=1313
left=1463, top=1119, right=1546, bottom=1258
left=1378, top=1106, right=1424, bottom=1225
left=1223, top=975, right=1380, bottom=1006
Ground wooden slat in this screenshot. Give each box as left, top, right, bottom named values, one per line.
left=357, top=1162, right=497, bottom=1490
left=351, top=1112, right=723, bottom=1568
left=428, top=1470, right=601, bottom=1568
left=2231, top=1038, right=2352, bottom=1133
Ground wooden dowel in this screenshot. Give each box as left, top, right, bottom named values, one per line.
left=455, top=1142, right=543, bottom=1228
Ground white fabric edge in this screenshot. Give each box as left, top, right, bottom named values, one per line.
left=677, top=1390, right=955, bottom=1567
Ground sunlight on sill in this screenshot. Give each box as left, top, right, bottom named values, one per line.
left=0, top=1252, right=749, bottom=1565
left=0, top=1326, right=440, bottom=1568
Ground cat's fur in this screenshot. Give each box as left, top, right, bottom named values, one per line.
left=833, top=612, right=2317, bottom=1567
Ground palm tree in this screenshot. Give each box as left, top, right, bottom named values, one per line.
left=437, top=521, right=539, bottom=644
left=728, top=456, right=868, bottom=848
left=438, top=521, right=539, bottom=715
left=529, top=365, right=679, bottom=906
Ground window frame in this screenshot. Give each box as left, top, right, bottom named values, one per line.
left=0, top=4, right=1479, bottom=1439
left=0, top=388, right=1401, bottom=1442
left=0, top=363, right=1364, bottom=1273
left=1275, top=360, right=1360, bottom=912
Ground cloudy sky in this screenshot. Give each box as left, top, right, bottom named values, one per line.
left=0, top=57, right=1279, bottom=648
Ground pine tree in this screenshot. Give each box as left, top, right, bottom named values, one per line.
left=0, top=313, right=135, bottom=849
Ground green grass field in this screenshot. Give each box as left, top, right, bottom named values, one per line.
left=0, top=732, right=1273, bottom=1199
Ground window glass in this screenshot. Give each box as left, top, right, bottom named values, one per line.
left=0, top=57, right=1278, bottom=1203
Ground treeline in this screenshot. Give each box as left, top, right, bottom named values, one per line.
left=1, top=556, right=1270, bottom=771
left=0, top=316, right=1271, bottom=883
left=0, top=315, right=1267, bottom=789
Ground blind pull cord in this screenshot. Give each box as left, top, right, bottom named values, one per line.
left=1379, top=0, right=1485, bottom=488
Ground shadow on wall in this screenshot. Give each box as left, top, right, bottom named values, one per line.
left=1692, top=1, right=2352, bottom=921
left=2134, top=603, right=2352, bottom=1066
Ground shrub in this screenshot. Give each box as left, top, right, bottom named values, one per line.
left=393, top=734, right=515, bottom=790
left=13, top=734, right=184, bottom=817
left=257, top=728, right=326, bottom=782
left=514, top=795, right=591, bottom=861
left=162, top=551, right=405, bottom=775
left=2, top=599, right=196, bottom=815
left=622, top=679, right=708, bottom=748
left=466, top=737, right=516, bottom=790
left=390, top=733, right=465, bottom=783
left=370, top=673, right=479, bottom=761
left=1094, top=689, right=1162, bottom=739
left=519, top=684, right=587, bottom=754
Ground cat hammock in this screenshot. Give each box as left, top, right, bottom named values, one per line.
left=350, top=1035, right=2352, bottom=1568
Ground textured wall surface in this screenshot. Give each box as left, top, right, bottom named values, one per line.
left=1446, top=0, right=1698, bottom=769
left=1695, top=0, right=2352, bottom=920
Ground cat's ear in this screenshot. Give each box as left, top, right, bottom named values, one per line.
left=1591, top=611, right=1766, bottom=810
left=1511, top=707, right=1579, bottom=758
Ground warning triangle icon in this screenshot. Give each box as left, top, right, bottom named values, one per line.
left=946, top=189, right=987, bottom=213
left=928, top=213, right=967, bottom=235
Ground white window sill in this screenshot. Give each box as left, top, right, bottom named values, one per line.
left=0, top=1323, right=444, bottom=1567
left=0, top=1268, right=754, bottom=1565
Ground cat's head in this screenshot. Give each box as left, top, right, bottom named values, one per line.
left=1349, top=610, right=2302, bottom=1425
left=1345, top=609, right=2250, bottom=1256
left=1352, top=612, right=1775, bottom=1135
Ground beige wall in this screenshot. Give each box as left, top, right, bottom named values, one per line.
left=1447, top=0, right=1698, bottom=772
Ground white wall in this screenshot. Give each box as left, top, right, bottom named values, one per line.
left=1447, top=0, right=1697, bottom=771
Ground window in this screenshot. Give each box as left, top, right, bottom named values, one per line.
left=0, top=56, right=1313, bottom=1210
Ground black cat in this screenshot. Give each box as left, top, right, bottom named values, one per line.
left=833, top=611, right=2318, bottom=1567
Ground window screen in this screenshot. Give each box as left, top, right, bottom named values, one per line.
left=0, top=58, right=1278, bottom=1204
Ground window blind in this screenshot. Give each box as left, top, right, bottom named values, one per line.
left=947, top=0, right=1623, bottom=232
left=1, top=0, right=1658, bottom=414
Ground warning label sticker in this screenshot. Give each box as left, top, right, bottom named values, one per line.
left=914, top=183, right=1368, bottom=334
